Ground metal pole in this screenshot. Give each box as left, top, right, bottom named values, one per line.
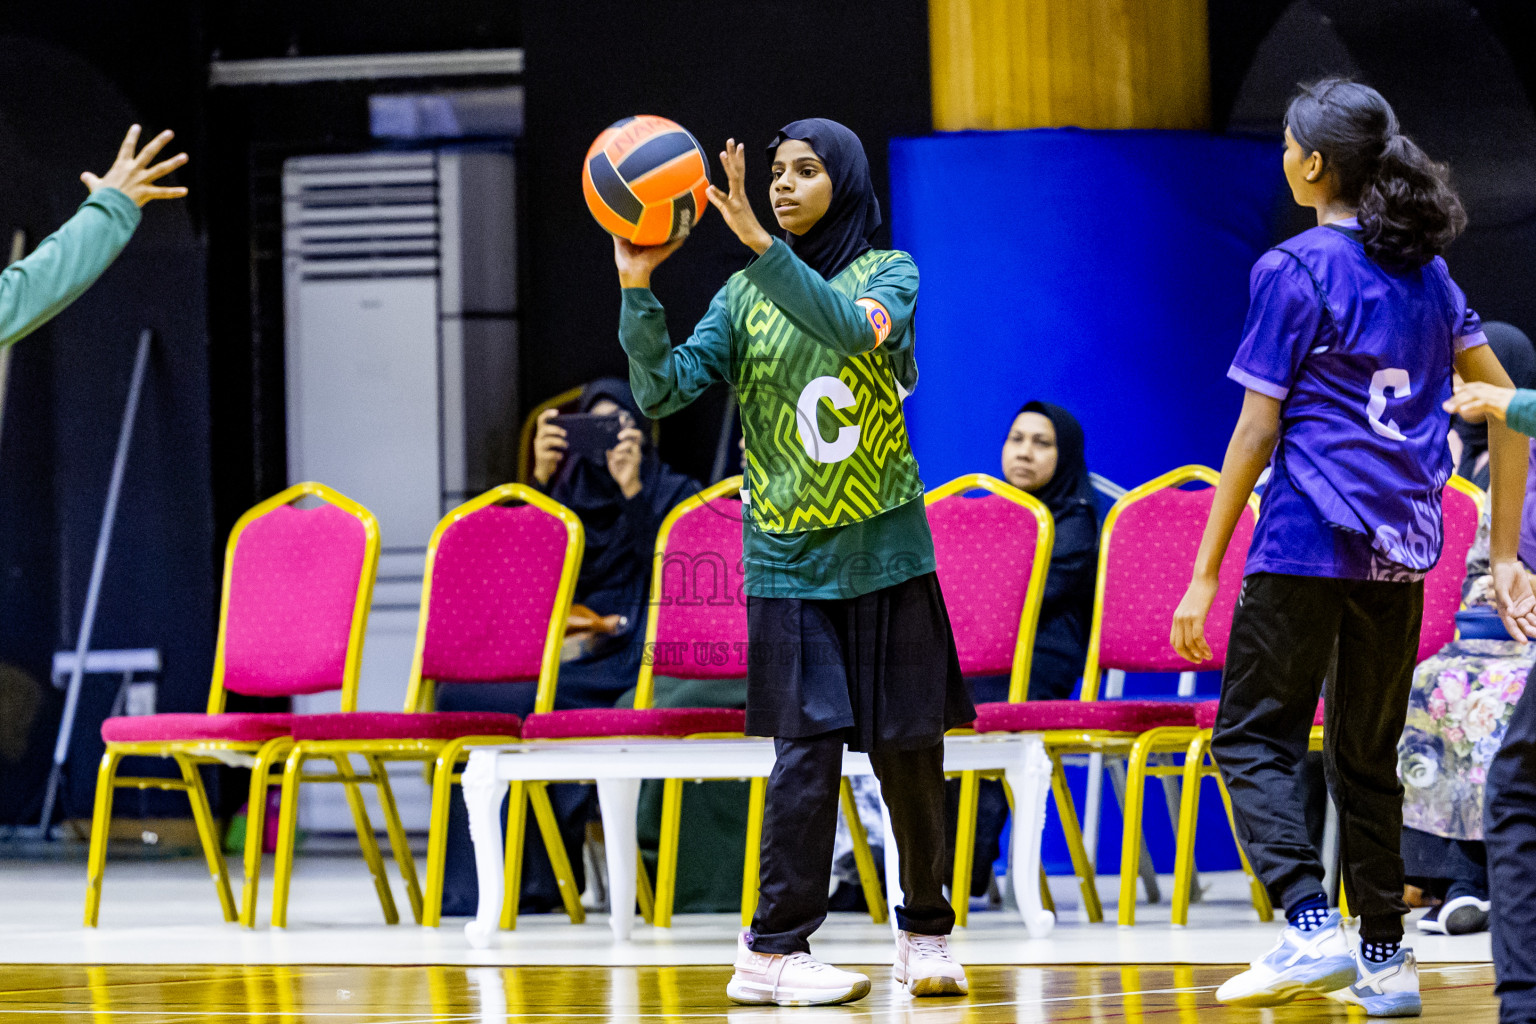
left=38, top=328, right=153, bottom=833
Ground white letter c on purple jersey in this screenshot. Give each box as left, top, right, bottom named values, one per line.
left=1367, top=368, right=1411, bottom=442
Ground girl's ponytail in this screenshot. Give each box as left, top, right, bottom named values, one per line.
left=1358, top=132, right=1466, bottom=270
left=1286, top=78, right=1466, bottom=270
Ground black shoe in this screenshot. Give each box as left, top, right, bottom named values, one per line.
left=1417, top=896, right=1490, bottom=935
left=1442, top=895, right=1491, bottom=935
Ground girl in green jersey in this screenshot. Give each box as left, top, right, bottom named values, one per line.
left=614, top=118, right=971, bottom=1007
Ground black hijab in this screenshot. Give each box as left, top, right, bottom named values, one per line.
left=766, top=118, right=882, bottom=280
left=1011, top=402, right=1100, bottom=698
left=1455, top=322, right=1536, bottom=483
left=548, top=378, right=697, bottom=605
left=1015, top=401, right=1097, bottom=522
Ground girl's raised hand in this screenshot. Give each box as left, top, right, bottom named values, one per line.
left=613, top=234, right=686, bottom=289
left=82, top=125, right=189, bottom=208
left=1444, top=380, right=1517, bottom=422
left=707, top=140, right=773, bottom=255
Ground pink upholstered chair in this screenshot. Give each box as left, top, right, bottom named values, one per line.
left=85, top=482, right=380, bottom=928
left=267, top=484, right=585, bottom=929
left=1421, top=477, right=1483, bottom=662
left=520, top=475, right=749, bottom=744
left=970, top=465, right=1259, bottom=925
left=516, top=476, right=754, bottom=929
left=923, top=474, right=1083, bottom=925
left=928, top=475, right=1054, bottom=696
left=1169, top=476, right=1485, bottom=926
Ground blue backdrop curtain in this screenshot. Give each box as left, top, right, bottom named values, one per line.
left=891, top=128, right=1292, bottom=875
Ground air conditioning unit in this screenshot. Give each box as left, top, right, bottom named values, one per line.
left=282, top=149, right=517, bottom=827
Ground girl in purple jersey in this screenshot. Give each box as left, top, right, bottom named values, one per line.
left=1171, top=78, right=1536, bottom=1017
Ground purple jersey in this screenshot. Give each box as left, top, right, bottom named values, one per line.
left=1230, top=219, right=1486, bottom=580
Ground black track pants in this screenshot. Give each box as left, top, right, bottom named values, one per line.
left=748, top=732, right=954, bottom=954
left=1212, top=572, right=1421, bottom=943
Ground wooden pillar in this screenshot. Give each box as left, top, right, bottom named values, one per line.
left=930, top=0, right=1210, bottom=131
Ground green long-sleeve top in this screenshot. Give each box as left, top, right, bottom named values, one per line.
left=1508, top=391, right=1536, bottom=437
left=619, top=238, right=936, bottom=600
left=0, top=188, right=141, bottom=349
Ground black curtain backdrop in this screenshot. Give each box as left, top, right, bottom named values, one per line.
left=1217, top=0, right=1536, bottom=353
left=1213, top=0, right=1536, bottom=130
left=521, top=2, right=932, bottom=482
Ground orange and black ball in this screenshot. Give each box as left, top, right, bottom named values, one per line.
left=582, top=116, right=711, bottom=246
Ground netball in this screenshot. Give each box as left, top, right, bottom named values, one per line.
left=582, top=115, right=710, bottom=245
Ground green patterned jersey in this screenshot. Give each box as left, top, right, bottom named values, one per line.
left=730, top=247, right=923, bottom=533
left=620, top=238, right=936, bottom=598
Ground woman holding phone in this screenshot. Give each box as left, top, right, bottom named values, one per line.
left=531, top=376, right=701, bottom=698
left=436, top=378, right=698, bottom=919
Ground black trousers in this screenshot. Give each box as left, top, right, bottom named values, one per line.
left=749, top=732, right=954, bottom=954
left=1212, top=572, right=1421, bottom=943
left=1488, top=678, right=1536, bottom=1023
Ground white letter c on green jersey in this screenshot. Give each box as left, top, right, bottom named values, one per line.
left=796, top=376, right=860, bottom=464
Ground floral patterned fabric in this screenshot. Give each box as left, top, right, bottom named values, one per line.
left=1399, top=638, right=1532, bottom=840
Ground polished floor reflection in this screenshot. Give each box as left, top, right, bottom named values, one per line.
left=0, top=962, right=1499, bottom=1022
left=3, top=859, right=1493, bottom=968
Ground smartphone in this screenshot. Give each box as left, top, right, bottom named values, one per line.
left=552, top=412, right=624, bottom=460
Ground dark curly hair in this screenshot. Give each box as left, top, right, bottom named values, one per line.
left=1285, top=78, right=1466, bottom=270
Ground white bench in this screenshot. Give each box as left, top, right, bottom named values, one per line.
left=461, top=730, right=1056, bottom=946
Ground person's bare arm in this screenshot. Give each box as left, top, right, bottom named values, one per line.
left=1171, top=390, right=1281, bottom=662
left=1456, top=344, right=1536, bottom=640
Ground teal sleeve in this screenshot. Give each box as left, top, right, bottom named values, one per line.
left=1505, top=390, right=1536, bottom=437
left=619, top=285, right=733, bottom=419
left=0, top=188, right=141, bottom=349
left=740, top=238, right=919, bottom=357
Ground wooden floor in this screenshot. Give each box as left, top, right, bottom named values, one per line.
left=0, top=962, right=1500, bottom=1022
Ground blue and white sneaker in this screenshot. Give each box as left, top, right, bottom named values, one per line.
left=1215, top=911, right=1359, bottom=1007
left=1329, top=948, right=1422, bottom=1017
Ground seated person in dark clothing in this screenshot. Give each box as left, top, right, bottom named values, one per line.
left=951, top=401, right=1102, bottom=900
left=533, top=377, right=702, bottom=698
left=995, top=401, right=1101, bottom=702
left=438, top=378, right=699, bottom=915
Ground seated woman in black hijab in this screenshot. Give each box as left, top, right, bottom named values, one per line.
left=953, top=401, right=1101, bottom=900
left=993, top=400, right=1100, bottom=702
left=437, top=378, right=698, bottom=916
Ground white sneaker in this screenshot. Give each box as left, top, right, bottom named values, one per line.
left=725, top=932, right=870, bottom=1006
left=1329, top=948, right=1422, bottom=1017
left=893, top=930, right=968, bottom=997
left=1215, top=911, right=1358, bottom=1007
